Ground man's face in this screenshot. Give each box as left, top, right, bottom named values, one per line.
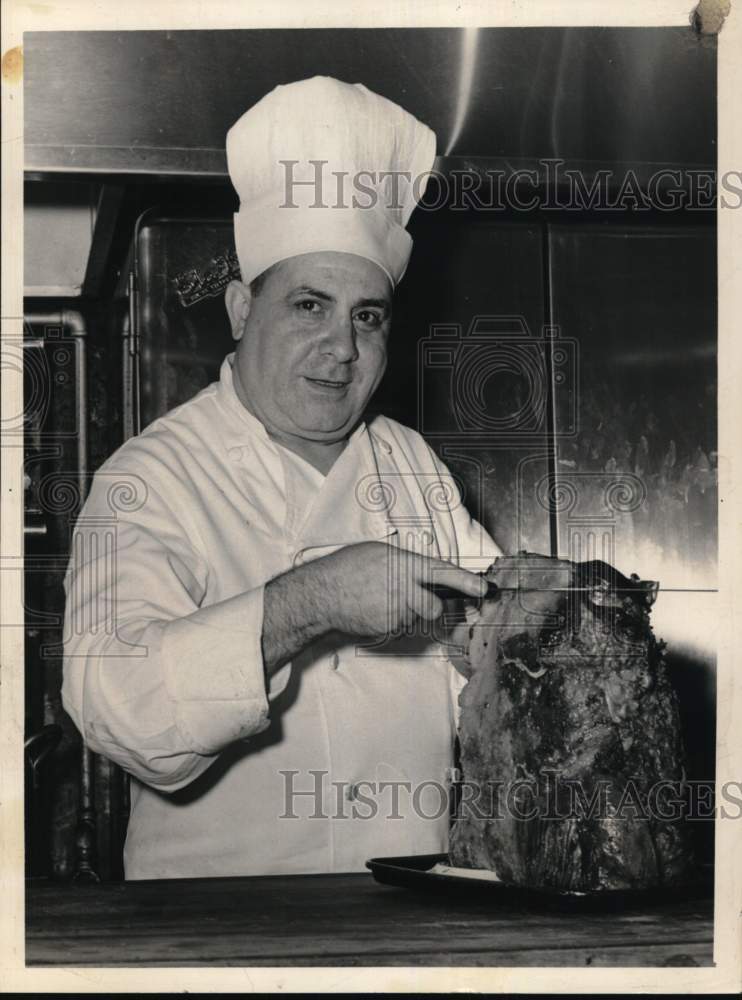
left=231, top=252, right=392, bottom=443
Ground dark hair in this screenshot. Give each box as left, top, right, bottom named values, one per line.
left=249, top=262, right=278, bottom=299
left=249, top=271, right=267, bottom=298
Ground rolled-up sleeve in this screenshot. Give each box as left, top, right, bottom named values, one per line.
left=61, top=461, right=287, bottom=793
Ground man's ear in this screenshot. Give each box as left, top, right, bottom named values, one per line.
left=225, top=280, right=253, bottom=341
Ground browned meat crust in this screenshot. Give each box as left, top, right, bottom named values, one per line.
left=448, top=552, right=695, bottom=891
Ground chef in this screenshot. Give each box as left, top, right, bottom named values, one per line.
left=62, top=76, right=502, bottom=879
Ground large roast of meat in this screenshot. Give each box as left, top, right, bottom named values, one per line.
left=448, top=552, right=694, bottom=892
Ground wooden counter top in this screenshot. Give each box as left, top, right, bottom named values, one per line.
left=26, top=872, right=713, bottom=967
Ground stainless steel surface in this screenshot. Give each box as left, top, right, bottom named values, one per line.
left=25, top=28, right=715, bottom=177
left=130, top=214, right=237, bottom=430
left=393, top=215, right=552, bottom=557
left=548, top=225, right=717, bottom=591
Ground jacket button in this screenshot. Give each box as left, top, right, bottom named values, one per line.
left=329, top=652, right=340, bottom=670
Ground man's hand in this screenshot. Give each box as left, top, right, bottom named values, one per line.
left=262, top=542, right=487, bottom=676
left=315, top=541, right=486, bottom=637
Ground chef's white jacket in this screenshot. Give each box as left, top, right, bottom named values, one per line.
left=62, top=354, right=501, bottom=878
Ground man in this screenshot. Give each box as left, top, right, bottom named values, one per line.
left=62, top=77, right=502, bottom=879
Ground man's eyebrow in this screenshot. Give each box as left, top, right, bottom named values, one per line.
left=287, top=285, right=335, bottom=302
left=286, top=287, right=391, bottom=310
left=355, top=298, right=391, bottom=310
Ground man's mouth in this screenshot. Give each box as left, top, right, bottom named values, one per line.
left=304, top=376, right=351, bottom=391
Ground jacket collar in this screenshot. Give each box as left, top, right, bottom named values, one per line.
left=214, top=353, right=405, bottom=549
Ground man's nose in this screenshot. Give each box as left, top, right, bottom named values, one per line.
left=321, top=315, right=359, bottom=363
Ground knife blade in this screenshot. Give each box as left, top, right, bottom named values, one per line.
left=430, top=582, right=716, bottom=602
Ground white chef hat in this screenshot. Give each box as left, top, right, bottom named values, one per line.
left=226, top=76, right=437, bottom=288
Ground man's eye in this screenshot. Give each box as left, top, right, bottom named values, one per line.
left=297, top=299, right=322, bottom=314
left=354, top=310, right=383, bottom=329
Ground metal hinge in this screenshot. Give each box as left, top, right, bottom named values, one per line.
left=123, top=270, right=141, bottom=439
left=127, top=270, right=139, bottom=357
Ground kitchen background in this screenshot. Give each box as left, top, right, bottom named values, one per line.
left=22, top=26, right=717, bottom=880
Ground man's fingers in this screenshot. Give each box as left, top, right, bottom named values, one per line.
left=420, top=560, right=488, bottom=600
left=409, top=586, right=444, bottom=623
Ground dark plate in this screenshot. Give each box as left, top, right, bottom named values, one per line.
left=366, top=854, right=714, bottom=912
